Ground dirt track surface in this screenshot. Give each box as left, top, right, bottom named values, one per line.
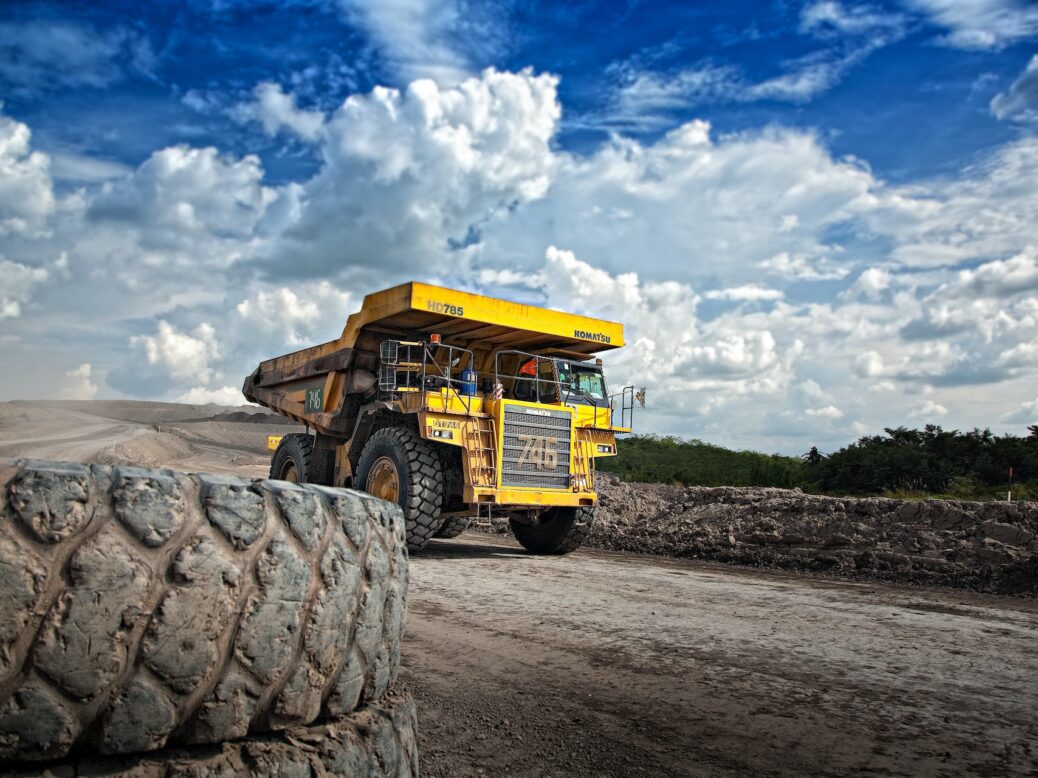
left=3, top=401, right=1037, bottom=776
left=405, top=534, right=1038, bottom=777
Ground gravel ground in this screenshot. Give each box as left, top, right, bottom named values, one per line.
left=404, top=533, right=1038, bottom=777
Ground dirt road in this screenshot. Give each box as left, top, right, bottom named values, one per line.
left=2, top=401, right=1036, bottom=776
left=404, top=534, right=1038, bottom=777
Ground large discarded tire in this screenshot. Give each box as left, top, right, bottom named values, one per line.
left=3, top=692, right=419, bottom=778
left=0, top=459, right=408, bottom=762
left=355, top=427, right=444, bottom=552
left=510, top=506, right=596, bottom=555
left=434, top=515, right=472, bottom=539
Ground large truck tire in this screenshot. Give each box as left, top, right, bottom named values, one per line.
left=355, top=427, right=444, bottom=552
left=510, top=506, right=596, bottom=555
left=268, top=432, right=313, bottom=483
left=434, top=515, right=472, bottom=539
left=0, top=459, right=408, bottom=762
left=3, top=692, right=419, bottom=778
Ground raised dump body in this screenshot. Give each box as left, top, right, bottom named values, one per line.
left=244, top=281, right=640, bottom=552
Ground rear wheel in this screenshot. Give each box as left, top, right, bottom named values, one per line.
left=509, top=506, right=596, bottom=555
left=434, top=515, right=471, bottom=538
left=355, top=427, right=444, bottom=551
left=269, top=433, right=313, bottom=483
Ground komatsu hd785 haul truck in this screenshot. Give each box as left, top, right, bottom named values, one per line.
left=243, top=282, right=640, bottom=553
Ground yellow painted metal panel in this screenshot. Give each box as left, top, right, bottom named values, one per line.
left=465, top=488, right=597, bottom=507
left=419, top=412, right=465, bottom=447
left=409, top=282, right=624, bottom=349
left=267, top=435, right=283, bottom=451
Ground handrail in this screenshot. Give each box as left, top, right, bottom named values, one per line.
left=379, top=339, right=479, bottom=414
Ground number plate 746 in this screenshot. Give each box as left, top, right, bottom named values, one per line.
left=517, top=434, right=558, bottom=469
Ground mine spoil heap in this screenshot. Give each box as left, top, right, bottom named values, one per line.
left=482, top=476, right=1038, bottom=595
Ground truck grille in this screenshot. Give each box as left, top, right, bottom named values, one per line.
left=500, top=405, right=571, bottom=489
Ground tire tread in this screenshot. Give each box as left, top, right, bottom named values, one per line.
left=0, top=459, right=408, bottom=761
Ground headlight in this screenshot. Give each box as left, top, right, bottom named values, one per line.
left=596, top=444, right=614, bottom=453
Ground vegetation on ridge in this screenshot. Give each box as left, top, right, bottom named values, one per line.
left=598, top=425, right=1038, bottom=500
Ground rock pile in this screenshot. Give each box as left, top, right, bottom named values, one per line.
left=485, top=477, right=1038, bottom=594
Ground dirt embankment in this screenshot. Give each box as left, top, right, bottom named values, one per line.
left=483, top=477, right=1038, bottom=594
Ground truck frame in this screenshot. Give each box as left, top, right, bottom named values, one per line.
left=243, top=281, right=638, bottom=553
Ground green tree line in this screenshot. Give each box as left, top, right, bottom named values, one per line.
left=598, top=425, right=1038, bottom=499
left=597, top=435, right=807, bottom=488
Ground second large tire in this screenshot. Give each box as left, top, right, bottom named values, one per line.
left=0, top=459, right=408, bottom=761
left=355, top=427, right=444, bottom=552
left=509, top=506, right=596, bottom=555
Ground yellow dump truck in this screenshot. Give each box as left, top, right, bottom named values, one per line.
left=243, top=281, right=640, bottom=553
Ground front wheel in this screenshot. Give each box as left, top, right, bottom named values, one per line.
left=509, top=506, right=596, bottom=555
left=355, top=427, right=444, bottom=551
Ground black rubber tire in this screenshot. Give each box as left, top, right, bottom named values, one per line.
left=2, top=693, right=419, bottom=777
left=355, top=427, right=444, bottom=552
left=509, top=506, right=596, bottom=555
left=435, top=515, right=472, bottom=538
left=0, top=459, right=408, bottom=761
left=269, top=433, right=314, bottom=483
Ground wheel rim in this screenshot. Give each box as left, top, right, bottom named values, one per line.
left=280, top=461, right=299, bottom=483
left=366, top=456, right=400, bottom=502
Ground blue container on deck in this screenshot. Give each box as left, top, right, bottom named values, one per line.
left=460, top=368, right=477, bottom=396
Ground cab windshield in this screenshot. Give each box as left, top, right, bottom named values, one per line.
left=556, top=361, right=607, bottom=402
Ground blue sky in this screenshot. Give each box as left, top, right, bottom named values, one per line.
left=4, top=1, right=1034, bottom=181
left=2, top=0, right=1038, bottom=453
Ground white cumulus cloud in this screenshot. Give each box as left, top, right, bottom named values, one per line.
left=130, top=321, right=221, bottom=385
left=268, top=68, right=560, bottom=277
left=806, top=405, right=845, bottom=419
left=0, top=257, right=49, bottom=319
left=704, top=285, right=784, bottom=302
left=178, top=386, right=250, bottom=406
left=236, top=82, right=326, bottom=141
left=1000, top=398, right=1038, bottom=425
left=908, top=399, right=949, bottom=419
left=0, top=109, right=56, bottom=236
left=991, top=55, right=1038, bottom=123
left=57, top=363, right=98, bottom=400
left=907, top=0, right=1038, bottom=49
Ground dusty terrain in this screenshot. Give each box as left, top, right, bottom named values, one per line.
left=2, top=400, right=1036, bottom=776
left=405, top=535, right=1038, bottom=777
left=0, top=400, right=299, bottom=477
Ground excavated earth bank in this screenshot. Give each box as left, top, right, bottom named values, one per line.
left=481, top=477, right=1038, bottom=594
